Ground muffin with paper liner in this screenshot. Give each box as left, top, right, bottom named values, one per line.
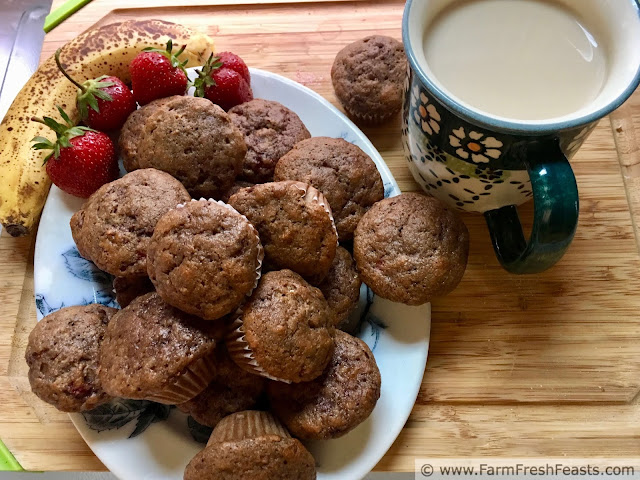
left=70, top=168, right=190, bottom=278
left=177, top=345, right=266, bottom=428
left=228, top=98, right=311, bottom=183
left=147, top=198, right=263, bottom=321
left=99, top=292, right=222, bottom=404
left=184, top=410, right=316, bottom=480
left=26, top=304, right=117, bottom=412
left=268, top=330, right=381, bottom=439
left=331, top=35, right=406, bottom=125
left=274, top=136, right=384, bottom=241
left=228, top=181, right=338, bottom=284
left=226, top=269, right=334, bottom=384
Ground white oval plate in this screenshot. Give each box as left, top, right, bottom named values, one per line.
left=33, top=68, right=431, bottom=480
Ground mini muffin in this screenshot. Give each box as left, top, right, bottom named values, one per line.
left=25, top=304, right=116, bottom=412
left=228, top=99, right=311, bottom=183
left=331, top=35, right=407, bottom=124
left=99, top=293, right=220, bottom=404
left=275, top=137, right=384, bottom=241
left=228, top=181, right=337, bottom=282
left=220, top=180, right=254, bottom=203
left=70, top=169, right=190, bottom=277
left=184, top=411, right=316, bottom=480
left=116, top=96, right=174, bottom=160
left=354, top=193, right=469, bottom=305
left=119, top=95, right=247, bottom=199
left=227, top=270, right=334, bottom=383
left=113, top=276, right=154, bottom=308
left=268, top=330, right=380, bottom=439
left=147, top=199, right=263, bottom=321
left=177, top=345, right=266, bottom=428
left=317, top=246, right=361, bottom=330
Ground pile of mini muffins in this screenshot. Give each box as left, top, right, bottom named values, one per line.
left=25, top=36, right=469, bottom=480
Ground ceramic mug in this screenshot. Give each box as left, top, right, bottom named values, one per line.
left=402, top=0, right=640, bottom=273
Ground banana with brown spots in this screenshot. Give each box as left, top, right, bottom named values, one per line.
left=0, top=20, right=214, bottom=236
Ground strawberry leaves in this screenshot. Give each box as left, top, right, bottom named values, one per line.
left=142, top=39, right=189, bottom=76
left=31, top=136, right=59, bottom=161
left=31, top=106, right=94, bottom=163
left=192, top=53, right=223, bottom=98
left=55, top=49, right=117, bottom=120
left=76, top=76, right=115, bottom=119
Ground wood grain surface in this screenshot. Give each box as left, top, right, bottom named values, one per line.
left=1, top=0, right=640, bottom=472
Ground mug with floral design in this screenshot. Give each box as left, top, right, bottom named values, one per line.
left=402, top=0, right=640, bottom=274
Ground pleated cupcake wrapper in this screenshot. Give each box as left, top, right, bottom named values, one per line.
left=226, top=315, right=292, bottom=384
left=292, top=183, right=339, bottom=249
left=174, top=198, right=264, bottom=292
left=343, top=104, right=399, bottom=126
left=207, top=410, right=291, bottom=446
left=144, top=353, right=217, bottom=405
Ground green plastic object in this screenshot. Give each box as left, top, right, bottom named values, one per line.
left=0, top=439, right=23, bottom=471
left=44, top=0, right=93, bottom=33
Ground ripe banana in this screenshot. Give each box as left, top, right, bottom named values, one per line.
left=0, top=20, right=214, bottom=236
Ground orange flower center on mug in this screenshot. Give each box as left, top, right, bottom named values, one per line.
left=467, top=142, right=482, bottom=152
left=419, top=105, right=427, bottom=117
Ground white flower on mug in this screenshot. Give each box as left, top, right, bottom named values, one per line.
left=411, top=84, right=420, bottom=107
left=412, top=90, right=441, bottom=136
left=449, top=127, right=502, bottom=163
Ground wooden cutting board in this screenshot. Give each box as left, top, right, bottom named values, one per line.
left=2, top=0, right=640, bottom=472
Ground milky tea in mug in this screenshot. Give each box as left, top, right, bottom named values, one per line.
left=423, top=0, right=608, bottom=121
left=402, top=0, right=640, bottom=273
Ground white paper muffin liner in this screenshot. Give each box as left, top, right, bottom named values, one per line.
left=343, top=103, right=399, bottom=126
left=174, top=198, right=264, bottom=293
left=225, top=314, right=293, bottom=384
left=291, top=182, right=339, bottom=249
left=144, top=353, right=218, bottom=405
left=207, top=410, right=291, bottom=446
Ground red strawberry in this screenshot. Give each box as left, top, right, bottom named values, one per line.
left=193, top=54, right=253, bottom=111
left=130, top=40, right=189, bottom=105
left=55, top=49, right=136, bottom=131
left=207, top=68, right=254, bottom=111
left=83, top=77, right=136, bottom=131
left=31, top=107, right=118, bottom=198
left=216, top=51, right=251, bottom=83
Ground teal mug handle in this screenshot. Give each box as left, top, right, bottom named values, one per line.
left=484, top=140, right=579, bottom=274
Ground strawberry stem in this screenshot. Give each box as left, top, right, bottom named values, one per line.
left=56, top=49, right=118, bottom=119
left=191, top=53, right=223, bottom=97
left=55, top=49, right=87, bottom=93
left=143, top=40, right=190, bottom=76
